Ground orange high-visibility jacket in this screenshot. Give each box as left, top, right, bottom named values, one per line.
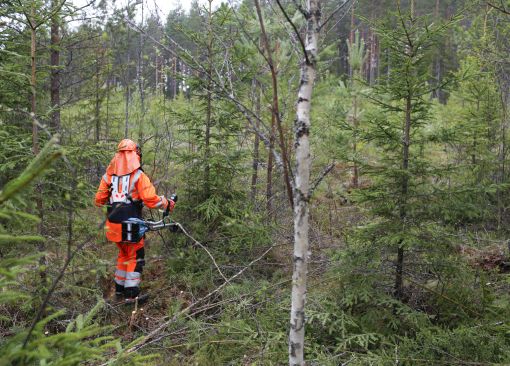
left=95, top=170, right=168, bottom=242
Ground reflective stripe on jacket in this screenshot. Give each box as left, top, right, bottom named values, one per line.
left=95, top=170, right=168, bottom=210
left=95, top=170, right=168, bottom=242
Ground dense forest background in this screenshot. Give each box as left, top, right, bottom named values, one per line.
left=2, top=0, right=510, bottom=364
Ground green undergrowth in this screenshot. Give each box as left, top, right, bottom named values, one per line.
left=139, top=234, right=510, bottom=365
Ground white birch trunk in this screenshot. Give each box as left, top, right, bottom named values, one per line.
left=289, top=0, right=320, bottom=364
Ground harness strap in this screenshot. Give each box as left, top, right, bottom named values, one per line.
left=121, top=175, right=129, bottom=196
left=110, top=176, right=119, bottom=203
left=108, top=169, right=142, bottom=204
left=129, top=170, right=143, bottom=195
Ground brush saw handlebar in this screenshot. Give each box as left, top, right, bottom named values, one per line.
left=121, top=217, right=180, bottom=243
left=132, top=217, right=179, bottom=231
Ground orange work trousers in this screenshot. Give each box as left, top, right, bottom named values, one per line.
left=114, top=239, right=145, bottom=298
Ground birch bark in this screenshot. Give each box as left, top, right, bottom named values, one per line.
left=288, top=0, right=320, bottom=364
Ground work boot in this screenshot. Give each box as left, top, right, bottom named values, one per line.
left=124, top=286, right=147, bottom=305
left=115, top=283, right=124, bottom=295
left=124, top=293, right=149, bottom=306
left=124, top=286, right=140, bottom=298
left=114, top=283, right=124, bottom=300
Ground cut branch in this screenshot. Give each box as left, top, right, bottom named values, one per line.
left=121, top=245, right=276, bottom=355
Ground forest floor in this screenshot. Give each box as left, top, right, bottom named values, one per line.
left=98, top=242, right=192, bottom=343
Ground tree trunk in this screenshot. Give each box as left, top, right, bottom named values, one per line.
left=349, top=3, right=355, bottom=80
left=30, top=9, right=38, bottom=154
left=395, top=94, right=411, bottom=300
left=254, top=0, right=294, bottom=209
left=175, top=58, right=180, bottom=97
left=136, top=1, right=145, bottom=147
left=266, top=109, right=275, bottom=215
left=125, top=27, right=131, bottom=138
left=138, top=0, right=145, bottom=147
left=288, top=0, right=321, bottom=364
left=369, top=32, right=377, bottom=85
left=204, top=0, right=213, bottom=198
left=50, top=0, right=61, bottom=132
left=105, top=63, right=110, bottom=141
left=155, top=55, right=159, bottom=94
left=29, top=6, right=46, bottom=281
left=497, top=83, right=509, bottom=227
left=95, top=49, right=101, bottom=180
left=251, top=79, right=261, bottom=205
left=352, top=92, right=359, bottom=187
left=95, top=52, right=101, bottom=144
left=394, top=0, right=416, bottom=301
left=433, top=0, right=443, bottom=102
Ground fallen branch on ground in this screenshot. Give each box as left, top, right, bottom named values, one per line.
left=121, top=244, right=276, bottom=355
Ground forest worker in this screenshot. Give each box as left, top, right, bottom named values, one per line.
left=95, top=139, right=175, bottom=304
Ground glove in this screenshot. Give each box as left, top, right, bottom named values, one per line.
left=163, top=194, right=177, bottom=217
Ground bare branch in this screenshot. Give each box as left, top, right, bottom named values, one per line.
left=121, top=245, right=277, bottom=355
left=177, top=223, right=228, bottom=282
left=38, top=0, right=67, bottom=28
left=227, top=0, right=272, bottom=69
left=488, top=1, right=510, bottom=15
left=309, top=163, right=335, bottom=196
left=123, top=17, right=287, bottom=174
left=275, top=0, right=310, bottom=65
left=318, top=0, right=352, bottom=31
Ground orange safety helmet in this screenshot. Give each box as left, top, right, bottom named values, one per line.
left=106, top=139, right=141, bottom=176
